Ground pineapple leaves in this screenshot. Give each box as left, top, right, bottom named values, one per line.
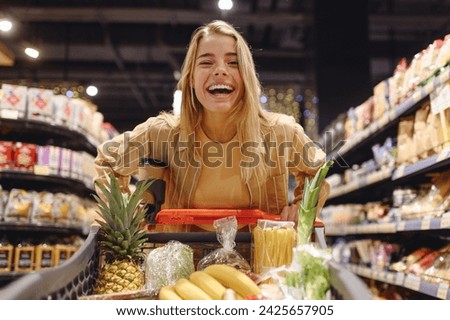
left=93, top=172, right=156, bottom=261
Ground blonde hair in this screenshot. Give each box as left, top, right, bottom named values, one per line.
left=177, top=20, right=268, bottom=184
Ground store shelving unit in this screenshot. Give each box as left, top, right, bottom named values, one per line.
left=324, top=65, right=450, bottom=299
left=0, top=118, right=98, bottom=287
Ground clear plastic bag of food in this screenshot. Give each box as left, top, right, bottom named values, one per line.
left=197, top=216, right=251, bottom=272
left=144, top=240, right=195, bottom=293
left=252, top=219, right=296, bottom=274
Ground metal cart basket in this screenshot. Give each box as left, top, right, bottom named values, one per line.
left=0, top=225, right=372, bottom=300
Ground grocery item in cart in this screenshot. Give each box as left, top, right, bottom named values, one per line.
left=91, top=173, right=154, bottom=295
left=196, top=216, right=251, bottom=272
left=252, top=219, right=296, bottom=274
left=145, top=240, right=195, bottom=293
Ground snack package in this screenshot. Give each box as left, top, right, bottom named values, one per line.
left=197, top=216, right=251, bottom=272
left=252, top=219, right=296, bottom=274
left=145, top=240, right=194, bottom=293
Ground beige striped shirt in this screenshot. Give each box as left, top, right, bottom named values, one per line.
left=94, top=112, right=330, bottom=215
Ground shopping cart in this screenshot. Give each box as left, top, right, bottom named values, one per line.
left=0, top=219, right=372, bottom=300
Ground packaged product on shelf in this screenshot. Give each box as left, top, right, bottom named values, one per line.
left=421, top=39, right=444, bottom=81
left=4, top=188, right=34, bottom=222
left=0, top=237, right=13, bottom=272
left=396, top=115, right=416, bottom=165
left=373, top=78, right=391, bottom=120
left=13, top=142, right=37, bottom=171
left=58, top=147, right=72, bottom=178
left=69, top=98, right=94, bottom=135
left=435, top=34, right=450, bottom=69
left=27, top=87, right=54, bottom=122
left=0, top=186, right=8, bottom=220
left=0, top=141, right=13, bottom=169
left=30, top=191, right=54, bottom=225
left=389, top=247, right=434, bottom=273
left=14, top=241, right=35, bottom=272
left=70, top=151, right=83, bottom=181
left=0, top=84, right=27, bottom=119
left=34, top=241, right=55, bottom=270
left=344, top=107, right=357, bottom=139
left=52, top=193, right=71, bottom=225
left=53, top=243, right=70, bottom=266
left=91, top=111, right=104, bottom=142
left=36, top=145, right=60, bottom=176
left=389, top=58, right=408, bottom=107
left=413, top=102, right=430, bottom=158
left=52, top=94, right=72, bottom=127
left=420, top=245, right=450, bottom=284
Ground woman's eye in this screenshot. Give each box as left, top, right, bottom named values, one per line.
left=198, top=60, right=213, bottom=65
left=228, top=60, right=238, bottom=66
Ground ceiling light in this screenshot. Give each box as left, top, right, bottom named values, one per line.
left=24, top=47, right=39, bottom=59
left=86, top=85, right=98, bottom=96
left=0, top=19, right=12, bottom=32
left=218, top=0, right=233, bottom=10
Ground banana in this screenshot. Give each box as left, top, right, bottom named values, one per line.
left=158, top=285, right=183, bottom=300
left=189, top=270, right=227, bottom=300
left=204, top=264, right=261, bottom=298
left=174, top=278, right=213, bottom=300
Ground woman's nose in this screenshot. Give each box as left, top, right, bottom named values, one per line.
left=214, top=63, right=228, bottom=76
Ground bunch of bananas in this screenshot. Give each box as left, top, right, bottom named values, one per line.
left=158, top=264, right=261, bottom=300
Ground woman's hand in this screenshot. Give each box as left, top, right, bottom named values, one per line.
left=280, top=203, right=299, bottom=226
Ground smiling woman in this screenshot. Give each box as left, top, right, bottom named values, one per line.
left=94, top=20, right=329, bottom=223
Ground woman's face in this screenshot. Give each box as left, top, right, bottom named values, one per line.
left=192, top=33, right=244, bottom=115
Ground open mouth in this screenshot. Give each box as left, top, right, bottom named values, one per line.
left=207, top=84, right=234, bottom=95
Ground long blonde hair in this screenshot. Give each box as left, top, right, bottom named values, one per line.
left=177, top=20, right=269, bottom=184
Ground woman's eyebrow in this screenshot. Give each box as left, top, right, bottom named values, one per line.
left=196, top=52, right=237, bottom=59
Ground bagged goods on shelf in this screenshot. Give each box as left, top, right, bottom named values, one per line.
left=30, top=191, right=54, bottom=224
left=0, top=84, right=27, bottom=119
left=396, top=115, right=416, bottom=165
left=27, top=87, right=54, bottom=122
left=13, top=142, right=36, bottom=171
left=373, top=78, right=392, bottom=120
left=389, top=247, right=434, bottom=273
left=0, top=141, right=13, bottom=169
left=3, top=188, right=34, bottom=223
left=421, top=246, right=450, bottom=284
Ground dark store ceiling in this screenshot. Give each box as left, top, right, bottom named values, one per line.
left=0, top=0, right=449, bottom=133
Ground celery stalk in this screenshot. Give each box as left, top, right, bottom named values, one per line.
left=297, top=160, right=333, bottom=245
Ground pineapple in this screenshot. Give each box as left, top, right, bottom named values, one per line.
left=92, top=173, right=153, bottom=295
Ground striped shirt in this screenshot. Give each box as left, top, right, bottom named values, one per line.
left=94, top=112, right=330, bottom=215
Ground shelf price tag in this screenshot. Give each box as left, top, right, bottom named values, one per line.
left=34, top=165, right=50, bottom=176
left=397, top=221, right=406, bottom=232
left=395, top=272, right=405, bottom=286
left=0, top=109, right=19, bottom=119
left=430, top=82, right=450, bottom=115
left=404, top=274, right=421, bottom=291
left=386, top=272, right=395, bottom=284
left=421, top=217, right=432, bottom=230
left=440, top=216, right=450, bottom=229
left=437, top=283, right=449, bottom=300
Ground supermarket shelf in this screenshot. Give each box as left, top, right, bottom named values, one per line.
left=0, top=221, right=84, bottom=235
left=325, top=212, right=450, bottom=236
left=329, top=66, right=450, bottom=162
left=346, top=264, right=450, bottom=300
left=0, top=118, right=98, bottom=155
left=392, top=147, right=450, bottom=180
left=328, top=167, right=393, bottom=200
left=0, top=170, right=95, bottom=198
